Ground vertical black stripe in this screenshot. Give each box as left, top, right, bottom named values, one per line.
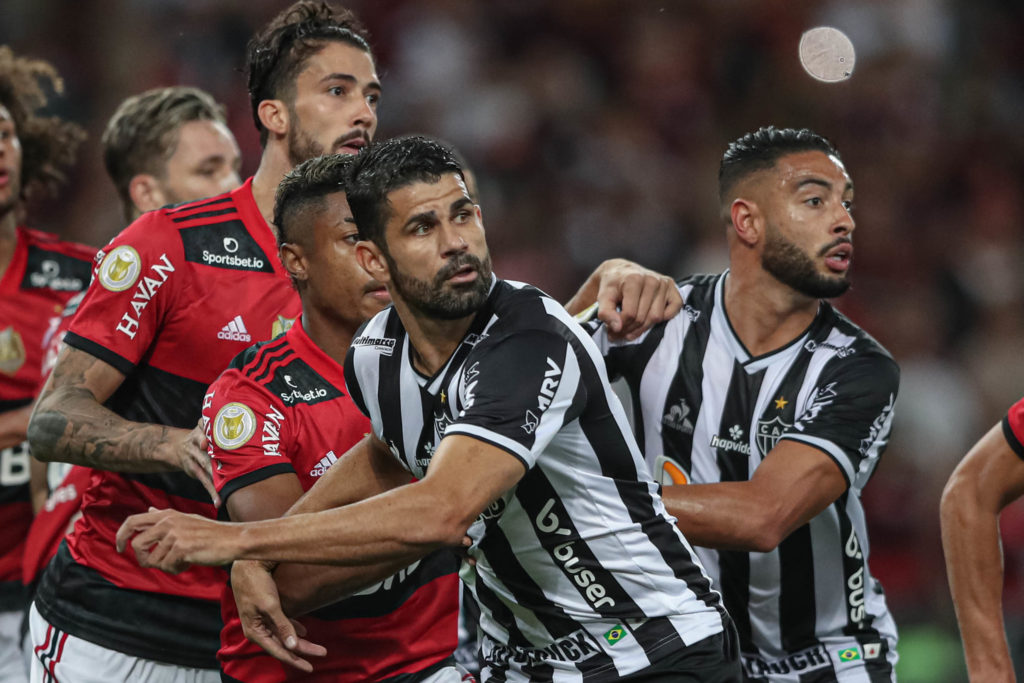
left=604, top=322, right=668, bottom=454
left=660, top=282, right=716, bottom=475
left=476, top=507, right=618, bottom=679
left=778, top=525, right=816, bottom=652
left=715, top=362, right=765, bottom=653
left=377, top=311, right=409, bottom=461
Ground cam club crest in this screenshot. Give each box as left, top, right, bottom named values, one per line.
left=0, top=327, right=25, bottom=376
left=756, top=416, right=792, bottom=456
left=213, top=402, right=257, bottom=450
left=98, top=245, right=142, bottom=292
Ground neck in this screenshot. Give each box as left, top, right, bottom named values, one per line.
left=394, top=298, right=476, bottom=376
left=250, top=142, right=295, bottom=236
left=723, top=265, right=820, bottom=357
left=300, top=307, right=357, bottom=367
left=0, top=210, right=18, bottom=280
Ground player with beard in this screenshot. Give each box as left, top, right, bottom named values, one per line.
left=116, top=136, right=740, bottom=682
left=0, top=46, right=93, bottom=683
left=25, top=3, right=381, bottom=681
left=570, top=127, right=900, bottom=681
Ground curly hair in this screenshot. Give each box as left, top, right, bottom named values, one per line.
left=0, top=46, right=85, bottom=202
left=247, top=1, right=373, bottom=147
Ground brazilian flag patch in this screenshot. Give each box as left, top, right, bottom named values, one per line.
left=603, top=625, right=626, bottom=646
left=837, top=647, right=861, bottom=662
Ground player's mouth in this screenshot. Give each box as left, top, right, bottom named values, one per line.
left=0, top=170, right=9, bottom=188
left=446, top=264, right=479, bottom=284
left=363, top=280, right=391, bottom=301
left=822, top=242, right=853, bottom=273
left=334, top=132, right=369, bottom=155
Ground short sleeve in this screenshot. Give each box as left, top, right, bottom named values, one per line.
left=1002, top=397, right=1024, bottom=461
left=782, top=353, right=900, bottom=489
left=64, top=212, right=182, bottom=374
left=444, top=330, right=587, bottom=469
left=203, top=369, right=294, bottom=506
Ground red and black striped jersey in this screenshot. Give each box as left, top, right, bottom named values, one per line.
left=0, top=226, right=93, bottom=608
left=207, top=321, right=460, bottom=682
left=33, top=179, right=302, bottom=668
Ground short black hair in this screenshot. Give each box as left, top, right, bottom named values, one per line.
left=718, top=126, right=840, bottom=205
left=274, top=152, right=355, bottom=250
left=346, top=135, right=465, bottom=251
left=247, top=1, right=372, bottom=147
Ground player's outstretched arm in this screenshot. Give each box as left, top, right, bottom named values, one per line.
left=940, top=423, right=1024, bottom=683
left=117, top=433, right=524, bottom=570
left=564, top=258, right=681, bottom=341
left=661, top=440, right=846, bottom=552
left=27, top=346, right=219, bottom=505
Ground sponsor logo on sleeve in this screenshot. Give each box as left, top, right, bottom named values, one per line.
left=98, top=245, right=142, bottom=292
left=0, top=327, right=26, bottom=376
left=113, top=252, right=176, bottom=339
left=793, top=382, right=839, bottom=432
left=213, top=403, right=257, bottom=450
left=859, top=394, right=896, bottom=455
left=262, top=404, right=285, bottom=456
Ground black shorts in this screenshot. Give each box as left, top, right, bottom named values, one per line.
left=620, top=620, right=742, bottom=683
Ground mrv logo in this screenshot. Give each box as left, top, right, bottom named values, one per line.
left=535, top=498, right=615, bottom=610
left=537, top=357, right=562, bottom=410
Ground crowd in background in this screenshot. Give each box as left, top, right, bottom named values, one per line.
left=3, top=1, right=1023, bottom=680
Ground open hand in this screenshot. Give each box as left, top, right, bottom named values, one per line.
left=232, top=560, right=326, bottom=672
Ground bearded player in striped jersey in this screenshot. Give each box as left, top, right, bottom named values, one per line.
left=575, top=127, right=900, bottom=681
left=118, top=136, right=741, bottom=682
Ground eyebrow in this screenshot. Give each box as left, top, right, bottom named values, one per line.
left=796, top=177, right=854, bottom=193
left=451, top=197, right=474, bottom=211
left=320, top=72, right=382, bottom=93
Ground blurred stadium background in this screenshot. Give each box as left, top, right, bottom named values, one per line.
left=4, top=1, right=1024, bottom=680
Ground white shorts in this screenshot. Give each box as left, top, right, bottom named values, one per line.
left=28, top=603, right=219, bottom=683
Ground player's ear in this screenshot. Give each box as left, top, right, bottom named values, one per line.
left=128, top=174, right=167, bottom=214
left=257, top=99, right=289, bottom=140
left=356, top=240, right=389, bottom=284
left=279, top=242, right=308, bottom=284
left=729, top=197, right=761, bottom=247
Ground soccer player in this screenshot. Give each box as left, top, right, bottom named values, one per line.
left=23, top=83, right=243, bottom=601
left=117, top=136, right=741, bottom=682
left=574, top=126, right=900, bottom=681
left=25, top=3, right=380, bottom=680
left=941, top=398, right=1024, bottom=682
left=205, top=154, right=466, bottom=681
left=0, top=46, right=94, bottom=683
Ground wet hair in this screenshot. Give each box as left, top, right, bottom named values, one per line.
left=346, top=135, right=465, bottom=251
left=246, top=1, right=373, bottom=147
left=718, top=126, right=840, bottom=205
left=274, top=152, right=355, bottom=250
left=102, top=86, right=228, bottom=221
left=0, top=46, right=85, bottom=202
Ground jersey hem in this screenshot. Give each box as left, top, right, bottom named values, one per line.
left=218, top=463, right=296, bottom=517
left=62, top=332, right=135, bottom=375
left=1003, top=416, right=1024, bottom=461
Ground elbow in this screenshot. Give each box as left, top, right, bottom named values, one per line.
left=939, top=469, right=977, bottom=528
left=743, top=521, right=786, bottom=554
left=416, top=502, right=473, bottom=550
left=26, top=410, right=60, bottom=463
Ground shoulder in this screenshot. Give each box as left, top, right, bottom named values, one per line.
left=349, top=307, right=402, bottom=360
left=17, top=227, right=96, bottom=294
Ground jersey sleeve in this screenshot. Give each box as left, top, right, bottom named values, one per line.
left=63, top=211, right=182, bottom=374
left=781, top=353, right=899, bottom=489
left=1002, top=397, right=1024, bottom=461
left=444, top=330, right=587, bottom=469
left=203, top=369, right=295, bottom=509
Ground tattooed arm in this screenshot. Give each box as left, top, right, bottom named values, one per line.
left=27, top=346, right=218, bottom=505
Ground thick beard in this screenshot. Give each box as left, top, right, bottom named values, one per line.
left=389, top=251, right=493, bottom=320
left=286, top=111, right=325, bottom=167
left=762, top=227, right=850, bottom=299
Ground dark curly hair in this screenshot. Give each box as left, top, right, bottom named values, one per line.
left=718, top=126, right=840, bottom=205
left=0, top=46, right=85, bottom=203
left=246, top=1, right=373, bottom=147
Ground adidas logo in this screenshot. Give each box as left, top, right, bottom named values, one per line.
left=217, top=315, right=252, bottom=342
left=309, top=450, right=339, bottom=477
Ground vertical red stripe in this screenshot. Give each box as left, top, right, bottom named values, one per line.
left=33, top=621, right=53, bottom=658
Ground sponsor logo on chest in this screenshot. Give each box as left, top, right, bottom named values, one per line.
left=710, top=424, right=750, bottom=455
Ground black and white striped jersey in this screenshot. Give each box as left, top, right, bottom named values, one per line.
left=345, top=278, right=729, bottom=681
left=588, top=272, right=900, bottom=682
